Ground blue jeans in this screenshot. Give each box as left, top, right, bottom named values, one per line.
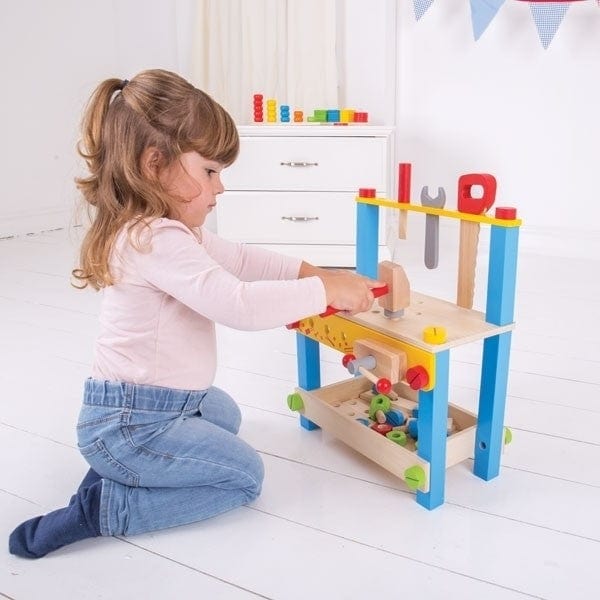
left=77, top=379, right=264, bottom=536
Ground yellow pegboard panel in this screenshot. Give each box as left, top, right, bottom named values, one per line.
left=295, top=314, right=436, bottom=391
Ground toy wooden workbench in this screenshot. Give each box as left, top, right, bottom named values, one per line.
left=287, top=167, right=521, bottom=510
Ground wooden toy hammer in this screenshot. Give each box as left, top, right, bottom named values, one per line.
left=286, top=284, right=389, bottom=329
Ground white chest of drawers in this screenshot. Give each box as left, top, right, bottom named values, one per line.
left=217, top=125, right=393, bottom=267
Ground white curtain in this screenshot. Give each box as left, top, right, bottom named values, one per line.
left=191, top=0, right=339, bottom=124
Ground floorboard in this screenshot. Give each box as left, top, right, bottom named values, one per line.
left=1, top=228, right=598, bottom=600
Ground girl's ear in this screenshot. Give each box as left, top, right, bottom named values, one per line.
left=140, top=147, right=164, bottom=178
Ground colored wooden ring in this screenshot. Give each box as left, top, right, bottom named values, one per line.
left=369, top=394, right=391, bottom=419
left=371, top=422, right=393, bottom=435
left=386, top=430, right=407, bottom=446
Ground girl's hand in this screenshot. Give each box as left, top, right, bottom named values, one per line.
left=318, top=270, right=384, bottom=315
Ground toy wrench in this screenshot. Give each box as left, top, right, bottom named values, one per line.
left=420, top=186, right=446, bottom=269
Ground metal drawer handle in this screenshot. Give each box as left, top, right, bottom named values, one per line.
left=281, top=216, right=320, bottom=222
left=280, top=161, right=319, bottom=167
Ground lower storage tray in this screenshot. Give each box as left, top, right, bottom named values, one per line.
left=290, top=376, right=477, bottom=492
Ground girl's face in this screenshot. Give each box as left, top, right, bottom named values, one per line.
left=161, top=151, right=225, bottom=228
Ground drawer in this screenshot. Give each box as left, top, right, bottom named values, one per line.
left=217, top=192, right=356, bottom=244
left=223, top=136, right=388, bottom=192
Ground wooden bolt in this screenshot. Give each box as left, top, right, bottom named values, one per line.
left=375, top=409, right=387, bottom=424
left=406, top=365, right=429, bottom=390
left=404, top=465, right=427, bottom=491
left=423, top=326, right=447, bottom=345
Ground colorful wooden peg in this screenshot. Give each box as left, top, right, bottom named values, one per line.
left=358, top=188, right=376, bottom=198
left=495, top=206, right=517, bottom=220
left=398, top=163, right=411, bottom=240
left=340, top=109, right=354, bottom=122
left=374, top=409, right=387, bottom=424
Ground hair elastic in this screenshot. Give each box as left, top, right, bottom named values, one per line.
left=121, top=79, right=129, bottom=90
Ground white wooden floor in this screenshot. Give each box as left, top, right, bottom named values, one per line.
left=1, top=227, right=599, bottom=600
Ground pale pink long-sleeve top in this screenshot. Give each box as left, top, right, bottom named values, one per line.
left=92, top=218, right=327, bottom=390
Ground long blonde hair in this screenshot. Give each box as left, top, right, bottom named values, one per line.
left=73, top=69, right=239, bottom=290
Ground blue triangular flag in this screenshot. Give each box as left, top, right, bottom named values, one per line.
left=413, top=0, right=435, bottom=21
left=470, top=0, right=507, bottom=40
left=529, top=2, right=570, bottom=49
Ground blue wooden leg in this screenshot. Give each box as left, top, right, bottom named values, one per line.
left=296, top=333, right=321, bottom=430
left=474, top=332, right=512, bottom=480
left=486, top=226, right=519, bottom=326
left=476, top=223, right=519, bottom=480
left=416, top=350, right=449, bottom=510
left=356, top=201, right=379, bottom=278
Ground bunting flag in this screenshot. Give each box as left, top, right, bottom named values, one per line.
left=470, top=0, right=507, bottom=40
left=527, top=2, right=571, bottom=49
left=414, top=0, right=590, bottom=49
left=413, top=0, right=435, bottom=20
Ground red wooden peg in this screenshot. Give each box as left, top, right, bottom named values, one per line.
left=375, top=378, right=392, bottom=394
left=398, top=163, right=411, bottom=204
left=342, top=353, right=356, bottom=368
left=358, top=188, right=376, bottom=198
left=495, top=206, right=517, bottom=220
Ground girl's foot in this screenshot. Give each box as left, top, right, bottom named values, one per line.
left=9, top=479, right=102, bottom=558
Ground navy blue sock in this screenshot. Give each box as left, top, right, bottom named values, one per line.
left=67, top=468, right=102, bottom=507
left=77, top=468, right=101, bottom=493
left=9, top=479, right=102, bottom=559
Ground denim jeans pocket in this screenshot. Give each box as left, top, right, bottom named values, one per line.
left=79, top=438, right=140, bottom=487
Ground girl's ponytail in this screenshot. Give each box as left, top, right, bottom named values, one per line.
left=76, top=79, right=124, bottom=206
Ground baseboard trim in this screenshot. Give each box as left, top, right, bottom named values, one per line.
left=0, top=208, right=73, bottom=239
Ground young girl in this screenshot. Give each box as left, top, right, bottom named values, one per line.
left=9, top=69, right=381, bottom=558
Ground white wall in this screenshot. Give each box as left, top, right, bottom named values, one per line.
left=3, top=0, right=599, bottom=259
left=0, top=0, right=195, bottom=238
left=337, top=0, right=397, bottom=125
left=394, top=0, right=600, bottom=258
